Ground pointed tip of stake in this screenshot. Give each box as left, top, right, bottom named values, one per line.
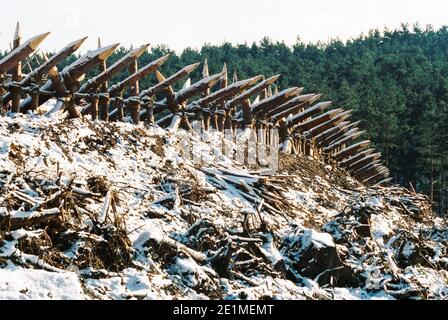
left=208, top=72, right=225, bottom=87
left=351, top=131, right=364, bottom=139
left=266, top=74, right=281, bottom=85
left=318, top=101, right=333, bottom=109
left=97, top=37, right=102, bottom=49
left=130, top=43, right=150, bottom=58
left=220, top=63, right=228, bottom=86
left=218, top=70, right=227, bottom=81
left=221, top=62, right=227, bottom=74
left=298, top=93, right=316, bottom=102
left=290, top=87, right=304, bottom=97
left=240, top=75, right=264, bottom=88
left=250, top=74, right=264, bottom=84
left=309, top=93, right=323, bottom=104
left=98, top=43, right=120, bottom=61
left=71, top=36, right=88, bottom=51
left=202, top=58, right=209, bottom=78
left=339, top=114, right=352, bottom=122
left=155, top=53, right=171, bottom=66
left=155, top=69, right=166, bottom=82
left=29, top=32, right=51, bottom=50
left=184, top=62, right=201, bottom=74
left=14, top=22, right=22, bottom=42
left=338, top=109, right=353, bottom=117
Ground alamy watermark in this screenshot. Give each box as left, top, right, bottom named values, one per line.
left=178, top=122, right=279, bottom=173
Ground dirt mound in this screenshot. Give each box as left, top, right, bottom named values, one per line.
left=0, top=115, right=447, bottom=300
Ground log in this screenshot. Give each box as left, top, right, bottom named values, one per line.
left=346, top=152, right=382, bottom=172
left=0, top=32, right=50, bottom=74
left=339, top=148, right=375, bottom=168
left=20, top=43, right=119, bottom=111
left=88, top=54, right=170, bottom=118
left=2, top=37, right=87, bottom=106
left=78, top=44, right=148, bottom=94
left=0, top=209, right=61, bottom=231
left=267, top=93, right=318, bottom=120
left=285, top=101, right=333, bottom=128
left=310, top=116, right=356, bottom=143
left=333, top=140, right=371, bottom=162
left=225, top=74, right=280, bottom=110
left=175, top=72, right=224, bottom=104
left=10, top=23, right=23, bottom=113
left=323, top=130, right=364, bottom=153
left=251, top=87, right=303, bottom=115
left=187, top=75, right=263, bottom=111
left=139, top=62, right=200, bottom=101
left=318, top=121, right=359, bottom=148
left=109, top=54, right=170, bottom=97
left=290, top=107, right=342, bottom=134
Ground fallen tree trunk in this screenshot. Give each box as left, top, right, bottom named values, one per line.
left=0, top=208, right=61, bottom=231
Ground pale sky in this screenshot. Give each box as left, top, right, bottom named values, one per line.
left=1, top=0, right=447, bottom=53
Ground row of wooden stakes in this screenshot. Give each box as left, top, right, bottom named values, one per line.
left=0, top=23, right=390, bottom=186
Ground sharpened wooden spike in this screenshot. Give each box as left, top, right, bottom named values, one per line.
left=232, top=69, right=238, bottom=83
left=252, top=86, right=303, bottom=115
left=78, top=44, right=148, bottom=94
left=182, top=78, right=191, bottom=90
left=155, top=69, right=166, bottom=83
left=267, top=85, right=273, bottom=97
left=267, top=74, right=281, bottom=85
left=2, top=35, right=89, bottom=107
left=309, top=94, right=323, bottom=105
left=372, top=177, right=393, bottom=186
left=130, top=43, right=150, bottom=58
left=10, top=22, right=23, bottom=112
left=97, top=37, right=102, bottom=49
left=184, top=62, right=201, bottom=74
left=138, top=62, right=201, bottom=99
left=29, top=32, right=51, bottom=50
left=222, top=62, right=227, bottom=76
left=97, top=43, right=120, bottom=61
left=225, top=74, right=282, bottom=110
left=0, top=31, right=51, bottom=73
left=187, top=75, right=263, bottom=109
left=202, top=58, right=209, bottom=78
left=219, top=62, right=228, bottom=89
left=13, top=22, right=22, bottom=45
left=333, top=140, right=371, bottom=162
left=108, top=53, right=171, bottom=97
left=73, top=36, right=88, bottom=51
left=339, top=149, right=375, bottom=167
left=176, top=71, right=226, bottom=102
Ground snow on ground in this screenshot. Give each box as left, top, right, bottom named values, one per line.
left=0, top=112, right=447, bottom=300
left=0, top=263, right=84, bottom=299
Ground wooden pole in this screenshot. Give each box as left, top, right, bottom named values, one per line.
left=11, top=22, right=23, bottom=113
left=128, top=49, right=140, bottom=96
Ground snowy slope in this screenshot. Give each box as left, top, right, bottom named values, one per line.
left=0, top=111, right=447, bottom=300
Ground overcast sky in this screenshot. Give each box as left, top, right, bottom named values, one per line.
left=1, top=0, right=447, bottom=53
